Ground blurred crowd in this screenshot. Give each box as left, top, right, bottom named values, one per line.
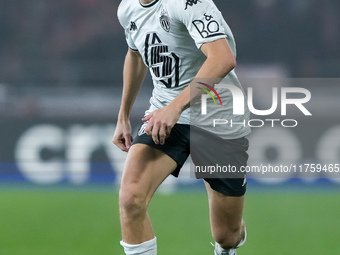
left=0, top=0, right=339, bottom=87
left=224, top=0, right=340, bottom=77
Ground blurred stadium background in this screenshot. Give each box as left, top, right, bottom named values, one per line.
left=0, top=0, right=339, bottom=254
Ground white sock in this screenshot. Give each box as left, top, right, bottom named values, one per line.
left=214, top=242, right=236, bottom=255
left=120, top=237, right=157, bottom=255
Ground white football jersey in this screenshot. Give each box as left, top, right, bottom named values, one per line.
left=117, top=0, right=251, bottom=139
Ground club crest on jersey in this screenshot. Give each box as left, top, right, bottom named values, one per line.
left=160, top=10, right=170, bottom=32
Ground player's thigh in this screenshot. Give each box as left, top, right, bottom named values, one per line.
left=205, top=181, right=244, bottom=234
left=120, top=143, right=177, bottom=203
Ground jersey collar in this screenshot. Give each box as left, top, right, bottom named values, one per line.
left=139, top=0, right=159, bottom=8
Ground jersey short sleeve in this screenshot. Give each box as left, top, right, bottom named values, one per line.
left=170, top=0, right=228, bottom=48
left=117, top=0, right=138, bottom=51
left=124, top=29, right=138, bottom=51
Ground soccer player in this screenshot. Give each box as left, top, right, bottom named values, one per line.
left=113, top=0, right=251, bottom=254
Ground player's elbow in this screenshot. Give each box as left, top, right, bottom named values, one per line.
left=219, top=57, right=236, bottom=76
left=226, top=54, right=237, bottom=69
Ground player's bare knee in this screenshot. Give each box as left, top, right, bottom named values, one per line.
left=119, top=186, right=147, bottom=219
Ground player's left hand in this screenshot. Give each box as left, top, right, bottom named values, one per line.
left=142, top=105, right=181, bottom=145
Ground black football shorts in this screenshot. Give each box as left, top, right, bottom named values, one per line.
left=132, top=123, right=249, bottom=197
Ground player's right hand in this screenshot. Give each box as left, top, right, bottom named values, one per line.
left=112, top=121, right=133, bottom=152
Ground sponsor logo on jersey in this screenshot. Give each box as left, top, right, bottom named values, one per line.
left=160, top=10, right=170, bottom=32
left=192, top=13, right=224, bottom=38
left=129, top=21, right=137, bottom=31
left=144, top=33, right=180, bottom=88
left=184, top=0, right=201, bottom=10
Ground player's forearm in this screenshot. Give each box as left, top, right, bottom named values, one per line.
left=169, top=39, right=236, bottom=113
left=169, top=54, right=236, bottom=113
left=197, top=55, right=236, bottom=80
left=118, top=49, right=148, bottom=122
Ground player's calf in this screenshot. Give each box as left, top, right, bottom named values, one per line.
left=213, top=220, right=246, bottom=250
left=119, top=184, right=155, bottom=245
left=214, top=231, right=241, bottom=250
left=214, top=224, right=247, bottom=255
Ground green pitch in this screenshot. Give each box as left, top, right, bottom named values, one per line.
left=0, top=188, right=339, bottom=255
